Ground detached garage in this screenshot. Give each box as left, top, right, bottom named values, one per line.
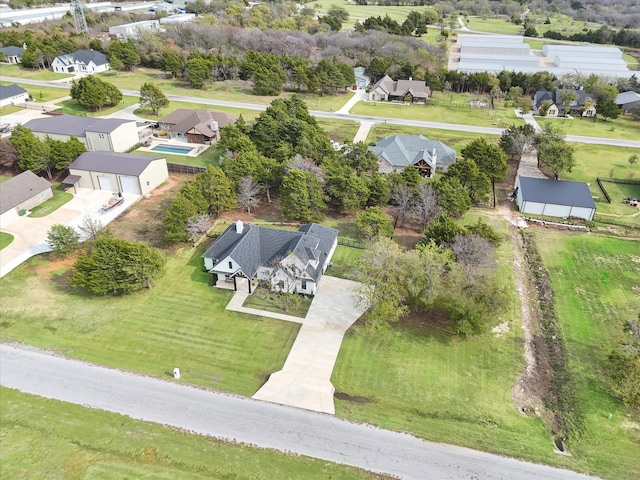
left=68, top=151, right=168, bottom=196
left=515, top=176, right=596, bottom=221
left=0, top=171, right=53, bottom=225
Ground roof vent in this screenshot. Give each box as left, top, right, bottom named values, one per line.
left=236, top=220, right=243, bottom=234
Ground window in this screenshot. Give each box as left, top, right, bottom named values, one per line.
left=98, top=133, right=105, bottom=139
left=301, top=280, right=307, bottom=290
left=228, top=261, right=232, bottom=269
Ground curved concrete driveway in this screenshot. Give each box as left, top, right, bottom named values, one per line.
left=227, top=276, right=366, bottom=414
left=0, top=189, right=140, bottom=277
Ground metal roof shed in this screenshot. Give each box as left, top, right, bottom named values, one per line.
left=515, top=176, right=596, bottom=221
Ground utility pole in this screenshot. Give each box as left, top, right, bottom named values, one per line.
left=71, top=0, right=88, bottom=34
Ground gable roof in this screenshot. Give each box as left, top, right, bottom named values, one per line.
left=615, top=91, right=640, bottom=106
left=0, top=83, right=27, bottom=101
left=69, top=151, right=164, bottom=176
left=368, top=134, right=456, bottom=169
left=54, top=49, right=109, bottom=67
left=24, top=115, right=134, bottom=136
left=533, top=89, right=595, bottom=109
left=0, top=45, right=24, bottom=57
left=370, top=75, right=395, bottom=95
left=0, top=170, right=51, bottom=214
left=158, top=109, right=235, bottom=136
left=518, top=176, right=596, bottom=209
left=202, top=222, right=338, bottom=281
left=391, top=79, right=430, bottom=98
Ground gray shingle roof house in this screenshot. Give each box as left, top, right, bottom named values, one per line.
left=23, top=115, right=139, bottom=152
left=615, top=91, right=640, bottom=111
left=0, top=83, right=28, bottom=108
left=51, top=49, right=109, bottom=74
left=68, top=151, right=168, bottom=196
left=202, top=221, right=339, bottom=295
left=515, top=176, right=596, bottom=221
left=158, top=109, right=236, bottom=145
left=532, top=88, right=596, bottom=117
left=368, top=134, right=457, bottom=177
left=368, top=75, right=430, bottom=103
left=0, top=45, right=24, bottom=63
left=0, top=171, right=53, bottom=224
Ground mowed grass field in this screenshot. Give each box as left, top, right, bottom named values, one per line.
left=0, top=63, right=73, bottom=81
left=537, top=116, right=640, bottom=141
left=351, top=94, right=523, bottom=129
left=332, top=217, right=570, bottom=469
left=0, top=246, right=299, bottom=397
left=535, top=232, right=640, bottom=479
left=0, top=388, right=380, bottom=480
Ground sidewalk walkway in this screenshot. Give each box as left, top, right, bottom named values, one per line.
left=226, top=276, right=366, bottom=414
left=336, top=89, right=367, bottom=115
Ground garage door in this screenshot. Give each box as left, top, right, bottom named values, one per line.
left=97, top=175, right=115, bottom=191
left=119, top=176, right=140, bottom=195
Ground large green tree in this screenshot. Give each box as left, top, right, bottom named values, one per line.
left=70, top=75, right=122, bottom=111
left=108, top=39, right=141, bottom=71
left=356, top=207, right=393, bottom=240
left=194, top=166, right=237, bottom=217
left=280, top=169, right=326, bottom=222
left=461, top=138, right=508, bottom=207
left=46, top=224, right=80, bottom=254
left=45, top=134, right=86, bottom=171
left=72, top=237, right=166, bottom=295
left=10, top=125, right=51, bottom=177
left=139, top=82, right=169, bottom=116
left=535, top=125, right=575, bottom=179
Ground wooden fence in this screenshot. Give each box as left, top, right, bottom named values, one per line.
left=595, top=177, right=611, bottom=203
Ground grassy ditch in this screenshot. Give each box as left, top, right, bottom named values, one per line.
left=0, top=387, right=384, bottom=480
left=520, top=230, right=583, bottom=449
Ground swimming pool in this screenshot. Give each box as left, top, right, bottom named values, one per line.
left=150, top=144, right=195, bottom=155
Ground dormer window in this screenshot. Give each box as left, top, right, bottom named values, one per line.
left=228, top=261, right=232, bottom=269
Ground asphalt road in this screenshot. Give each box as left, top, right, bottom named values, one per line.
left=0, top=344, right=597, bottom=480
left=2, top=76, right=638, bottom=149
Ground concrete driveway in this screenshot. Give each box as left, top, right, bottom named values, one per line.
left=0, top=188, right=140, bottom=278
left=245, top=276, right=367, bottom=414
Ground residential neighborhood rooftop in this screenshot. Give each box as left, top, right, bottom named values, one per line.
left=517, top=176, right=596, bottom=209
left=69, top=151, right=164, bottom=176
left=0, top=170, right=51, bottom=214
left=23, top=115, right=134, bottom=136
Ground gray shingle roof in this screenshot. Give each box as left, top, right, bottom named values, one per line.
left=202, top=222, right=338, bottom=281
left=0, top=83, right=27, bottom=101
left=69, top=151, right=164, bottom=176
left=55, top=49, right=109, bottom=67
left=0, top=170, right=51, bottom=214
left=158, top=109, right=235, bottom=136
left=24, top=115, right=133, bottom=136
left=615, top=91, right=640, bottom=105
left=532, top=89, right=595, bottom=110
left=518, top=176, right=596, bottom=209
left=369, top=134, right=456, bottom=169
left=0, top=46, right=24, bottom=57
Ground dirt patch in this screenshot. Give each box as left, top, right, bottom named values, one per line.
left=491, top=321, right=509, bottom=337
left=32, top=253, right=77, bottom=277
left=399, top=308, right=456, bottom=335
left=334, top=391, right=371, bottom=404
left=107, top=174, right=189, bottom=250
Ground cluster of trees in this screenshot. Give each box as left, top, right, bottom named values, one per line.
left=608, top=315, right=640, bottom=408
left=47, top=218, right=166, bottom=295
left=534, top=125, right=576, bottom=180
left=70, top=75, right=122, bottom=111
left=356, top=9, right=439, bottom=36
left=543, top=25, right=640, bottom=49
left=7, top=125, right=86, bottom=178
left=164, top=165, right=237, bottom=242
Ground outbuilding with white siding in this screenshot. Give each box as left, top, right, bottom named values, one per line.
left=0, top=171, right=53, bottom=225
left=67, top=151, right=168, bottom=196
left=515, top=176, right=596, bottom=221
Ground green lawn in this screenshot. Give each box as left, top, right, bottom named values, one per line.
left=332, top=215, right=579, bottom=470
left=0, top=232, right=14, bottom=250
left=591, top=180, right=640, bottom=223
left=0, top=81, right=69, bottom=103
left=537, top=116, right=640, bottom=141
left=55, top=95, right=139, bottom=118
left=565, top=143, right=640, bottom=185
left=0, top=175, right=12, bottom=183
left=0, top=63, right=73, bottom=81
left=316, top=117, right=360, bottom=143
left=535, top=232, right=640, bottom=480
left=243, top=285, right=312, bottom=318
left=28, top=183, right=73, bottom=218
left=0, top=246, right=299, bottom=397
left=136, top=143, right=225, bottom=168
left=312, top=1, right=422, bottom=22
left=325, top=245, right=364, bottom=281
left=0, top=104, right=22, bottom=115
left=351, top=94, right=523, bottom=129
left=0, top=388, right=379, bottom=480
left=135, top=100, right=261, bottom=122
left=367, top=123, right=499, bottom=153
left=465, top=17, right=523, bottom=35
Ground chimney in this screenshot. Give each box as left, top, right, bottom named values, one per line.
left=210, top=120, right=219, bottom=132
left=236, top=220, right=243, bottom=234
left=431, top=147, right=437, bottom=177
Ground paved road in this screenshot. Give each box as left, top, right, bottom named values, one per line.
left=3, top=76, right=638, bottom=149
left=0, top=344, right=597, bottom=480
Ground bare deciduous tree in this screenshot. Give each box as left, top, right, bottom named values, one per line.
left=0, top=138, right=19, bottom=169
left=185, top=215, right=211, bottom=243
left=449, top=234, right=495, bottom=281
left=78, top=215, right=104, bottom=241
left=237, top=175, right=261, bottom=214
left=390, top=184, right=414, bottom=229
left=286, top=154, right=324, bottom=182
left=412, top=183, right=441, bottom=230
